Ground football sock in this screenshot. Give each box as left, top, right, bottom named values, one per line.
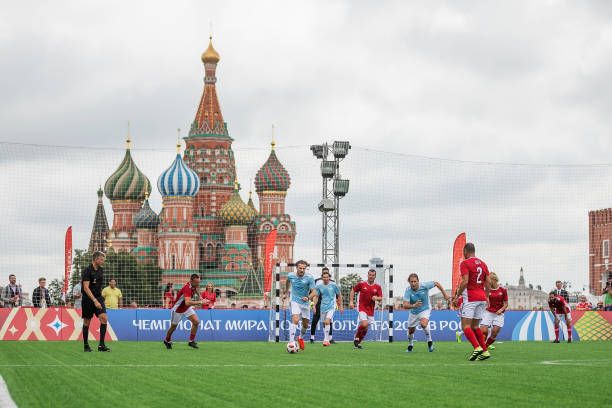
left=486, top=337, right=495, bottom=346
left=474, top=328, right=487, bottom=351
left=289, top=323, right=297, bottom=341
left=83, top=326, right=89, bottom=346
left=359, top=326, right=368, bottom=343
left=408, top=332, right=414, bottom=346
left=324, top=325, right=330, bottom=342
left=463, top=328, right=480, bottom=349
left=423, top=326, right=432, bottom=342
left=165, top=334, right=171, bottom=342
left=99, top=324, right=107, bottom=346
left=554, top=326, right=559, bottom=341
left=300, top=325, right=307, bottom=338
left=567, top=324, right=572, bottom=340
left=189, top=332, right=196, bottom=342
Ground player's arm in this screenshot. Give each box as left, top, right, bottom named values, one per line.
left=484, top=274, right=492, bottom=297
left=349, top=289, right=356, bottom=309
left=82, top=280, right=102, bottom=310
left=337, top=293, right=344, bottom=313
left=282, top=280, right=291, bottom=301
left=433, top=281, right=451, bottom=303
left=498, top=289, right=508, bottom=314
left=306, top=288, right=316, bottom=302
left=184, top=296, right=204, bottom=307
left=453, top=274, right=469, bottom=306
left=118, top=292, right=123, bottom=308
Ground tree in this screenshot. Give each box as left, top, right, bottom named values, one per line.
left=48, top=278, right=65, bottom=306
left=339, top=273, right=362, bottom=308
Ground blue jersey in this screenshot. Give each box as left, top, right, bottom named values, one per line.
left=316, top=283, right=340, bottom=313
left=288, top=272, right=315, bottom=306
left=404, top=281, right=435, bottom=314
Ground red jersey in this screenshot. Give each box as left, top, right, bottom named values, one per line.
left=487, top=286, right=508, bottom=313
left=459, top=257, right=489, bottom=302
left=576, top=302, right=591, bottom=310
left=548, top=296, right=570, bottom=314
left=353, top=281, right=382, bottom=316
left=201, top=291, right=216, bottom=309
left=172, top=283, right=197, bottom=313
left=163, top=291, right=174, bottom=308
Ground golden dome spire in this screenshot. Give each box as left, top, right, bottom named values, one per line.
left=202, top=36, right=220, bottom=64
left=126, top=120, right=131, bottom=150
left=271, top=123, right=275, bottom=151
left=176, top=128, right=181, bottom=154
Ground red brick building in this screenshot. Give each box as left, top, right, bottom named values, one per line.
left=588, top=208, right=612, bottom=295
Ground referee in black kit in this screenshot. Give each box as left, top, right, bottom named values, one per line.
left=310, top=267, right=336, bottom=344
left=81, top=251, right=111, bottom=352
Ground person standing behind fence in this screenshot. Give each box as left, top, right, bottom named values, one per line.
left=102, top=278, right=122, bottom=309
left=81, top=251, right=111, bottom=352
left=163, top=283, right=174, bottom=308
left=2, top=274, right=21, bottom=308
left=554, top=280, right=569, bottom=302
left=72, top=280, right=82, bottom=309
left=32, top=277, right=51, bottom=308
left=201, top=282, right=216, bottom=309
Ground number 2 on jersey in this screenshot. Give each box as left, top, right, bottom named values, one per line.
left=476, top=267, right=483, bottom=284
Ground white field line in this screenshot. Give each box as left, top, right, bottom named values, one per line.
left=0, top=360, right=611, bottom=368
left=0, top=374, right=17, bottom=408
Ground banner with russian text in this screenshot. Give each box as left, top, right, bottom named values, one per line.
left=452, top=232, right=466, bottom=294
left=64, top=226, right=72, bottom=294
left=263, top=228, right=278, bottom=293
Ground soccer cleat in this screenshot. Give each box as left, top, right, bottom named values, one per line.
left=322, top=340, right=331, bottom=346
left=297, top=336, right=305, bottom=350
left=428, top=341, right=434, bottom=352
left=477, top=351, right=491, bottom=361
left=188, top=341, right=199, bottom=349
left=488, top=344, right=496, bottom=350
left=97, top=345, right=111, bottom=352
left=552, top=339, right=560, bottom=343
left=164, top=340, right=173, bottom=349
left=330, top=339, right=336, bottom=344
left=455, top=331, right=462, bottom=343
left=84, top=345, right=93, bottom=352
left=469, top=346, right=483, bottom=361
left=353, top=339, right=362, bottom=349
left=406, top=345, right=413, bottom=353
left=309, top=338, right=314, bottom=344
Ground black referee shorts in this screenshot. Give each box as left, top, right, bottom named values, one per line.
left=82, top=296, right=106, bottom=319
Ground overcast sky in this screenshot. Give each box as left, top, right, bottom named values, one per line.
left=2, top=1, right=612, bottom=298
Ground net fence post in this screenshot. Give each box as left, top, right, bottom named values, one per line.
left=388, top=264, right=394, bottom=343
left=275, top=264, right=280, bottom=343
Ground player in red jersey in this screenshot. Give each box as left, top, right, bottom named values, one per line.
left=548, top=291, right=572, bottom=343
left=163, top=274, right=207, bottom=350
left=452, top=243, right=492, bottom=361
left=349, top=269, right=383, bottom=349
left=479, top=272, right=508, bottom=350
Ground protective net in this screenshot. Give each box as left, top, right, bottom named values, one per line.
left=1, top=141, right=611, bottom=311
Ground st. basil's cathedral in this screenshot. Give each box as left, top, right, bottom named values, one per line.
left=88, top=38, right=296, bottom=307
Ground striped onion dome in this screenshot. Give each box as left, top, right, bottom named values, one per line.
left=219, top=182, right=256, bottom=225
left=255, top=142, right=291, bottom=192
left=104, top=149, right=151, bottom=201
left=134, top=195, right=159, bottom=229
left=157, top=153, right=200, bottom=197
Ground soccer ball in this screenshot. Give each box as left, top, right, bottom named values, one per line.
left=286, top=341, right=299, bottom=353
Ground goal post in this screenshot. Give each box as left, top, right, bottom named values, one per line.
left=269, top=263, right=394, bottom=342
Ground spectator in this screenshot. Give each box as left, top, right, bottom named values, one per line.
left=101, top=278, right=122, bottom=309
left=554, top=281, right=569, bottom=302
left=231, top=302, right=236, bottom=308
left=72, top=280, right=82, bottom=309
left=604, top=285, right=612, bottom=312
left=241, top=304, right=248, bottom=309
left=130, top=301, right=138, bottom=308
left=163, top=283, right=174, bottom=308
left=32, top=277, right=51, bottom=308
left=1, top=274, right=21, bottom=308
left=576, top=295, right=592, bottom=311
left=201, top=282, right=216, bottom=309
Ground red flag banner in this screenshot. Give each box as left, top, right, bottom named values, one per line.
left=263, top=229, right=278, bottom=293
left=64, top=226, right=72, bottom=294
left=452, top=232, right=466, bottom=295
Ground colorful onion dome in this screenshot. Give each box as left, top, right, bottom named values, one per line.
left=219, top=182, right=256, bottom=225
left=104, top=143, right=151, bottom=201
left=134, top=193, right=159, bottom=229
left=201, top=36, right=220, bottom=64
left=157, top=152, right=200, bottom=197
left=255, top=141, right=291, bottom=192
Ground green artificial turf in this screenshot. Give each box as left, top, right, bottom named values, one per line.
left=0, top=340, right=610, bottom=407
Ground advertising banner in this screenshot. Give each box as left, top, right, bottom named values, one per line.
left=451, top=232, right=466, bottom=294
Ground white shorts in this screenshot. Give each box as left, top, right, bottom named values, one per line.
left=358, top=311, right=375, bottom=325
left=407, top=309, right=431, bottom=328
left=555, top=312, right=572, bottom=322
left=460, top=301, right=487, bottom=320
left=321, top=310, right=334, bottom=322
left=290, top=301, right=311, bottom=319
left=171, top=307, right=195, bottom=325
left=481, top=310, right=505, bottom=328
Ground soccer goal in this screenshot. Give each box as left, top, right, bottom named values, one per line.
left=268, top=263, right=395, bottom=343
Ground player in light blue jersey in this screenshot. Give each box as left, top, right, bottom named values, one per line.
left=282, top=260, right=316, bottom=350
left=312, top=270, right=343, bottom=346
left=403, top=273, right=450, bottom=353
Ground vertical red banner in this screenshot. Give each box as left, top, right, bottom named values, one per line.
left=452, top=232, right=466, bottom=294
left=263, top=229, right=278, bottom=293
left=64, top=226, right=72, bottom=294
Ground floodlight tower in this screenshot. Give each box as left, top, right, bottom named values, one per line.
left=310, top=141, right=351, bottom=282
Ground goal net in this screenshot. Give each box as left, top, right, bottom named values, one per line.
left=269, top=263, right=395, bottom=343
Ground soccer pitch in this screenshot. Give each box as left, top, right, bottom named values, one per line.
left=0, top=341, right=609, bottom=407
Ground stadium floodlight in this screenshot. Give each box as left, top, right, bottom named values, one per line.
left=333, top=179, right=350, bottom=197
left=318, top=199, right=335, bottom=212
left=310, top=144, right=326, bottom=159
left=332, top=141, right=351, bottom=158
left=320, top=161, right=336, bottom=178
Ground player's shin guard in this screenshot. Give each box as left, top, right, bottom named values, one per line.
left=289, top=323, right=297, bottom=341
left=359, top=325, right=368, bottom=343
left=423, top=326, right=432, bottom=342
left=463, top=328, right=480, bottom=349
left=474, top=328, right=487, bottom=351
left=83, top=325, right=89, bottom=346
left=554, top=326, right=559, bottom=341
left=486, top=337, right=495, bottom=346
left=324, top=325, right=330, bottom=342
left=408, top=332, right=414, bottom=346
left=99, top=324, right=107, bottom=346
left=300, top=325, right=308, bottom=338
